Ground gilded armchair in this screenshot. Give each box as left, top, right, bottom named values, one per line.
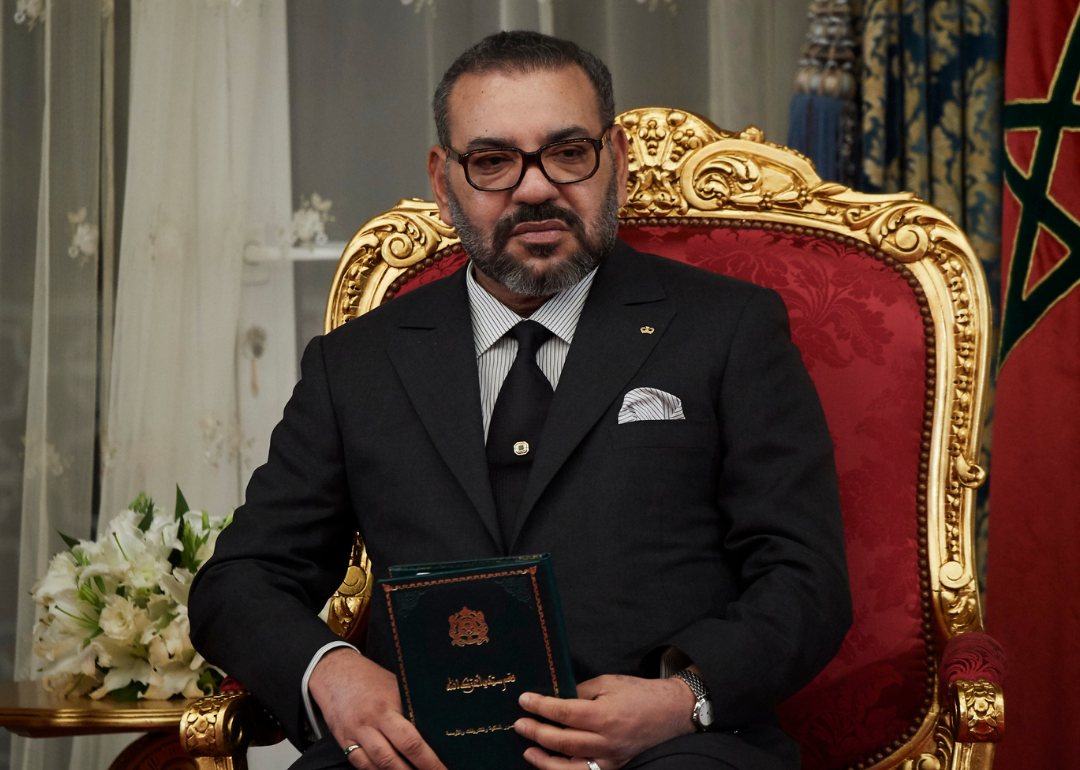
left=180, top=107, right=1004, bottom=770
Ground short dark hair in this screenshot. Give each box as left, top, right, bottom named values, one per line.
left=433, top=31, right=615, bottom=148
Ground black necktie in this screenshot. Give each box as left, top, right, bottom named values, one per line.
left=487, top=320, right=555, bottom=549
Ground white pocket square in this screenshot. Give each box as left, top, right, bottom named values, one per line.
left=618, top=388, right=685, bottom=423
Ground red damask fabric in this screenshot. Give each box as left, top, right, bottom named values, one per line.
left=940, top=632, right=1008, bottom=687
left=396, top=226, right=930, bottom=768
left=393, top=253, right=469, bottom=298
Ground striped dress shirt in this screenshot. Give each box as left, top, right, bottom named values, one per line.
left=466, top=263, right=597, bottom=438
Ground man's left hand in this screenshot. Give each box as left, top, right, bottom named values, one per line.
left=513, top=674, right=697, bottom=770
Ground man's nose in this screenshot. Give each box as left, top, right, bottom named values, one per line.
left=511, top=159, right=559, bottom=205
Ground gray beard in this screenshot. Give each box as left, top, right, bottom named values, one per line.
left=446, top=172, right=620, bottom=298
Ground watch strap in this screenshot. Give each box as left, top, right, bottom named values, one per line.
left=672, top=669, right=709, bottom=701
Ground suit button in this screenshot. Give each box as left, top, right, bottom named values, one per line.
left=513, top=441, right=529, bottom=456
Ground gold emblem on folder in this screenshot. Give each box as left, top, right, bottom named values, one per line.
left=640, top=326, right=654, bottom=334
left=449, top=607, right=490, bottom=647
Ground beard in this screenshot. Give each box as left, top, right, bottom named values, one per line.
left=446, top=170, right=620, bottom=298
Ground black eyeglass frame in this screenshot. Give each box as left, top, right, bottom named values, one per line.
left=445, top=129, right=611, bottom=192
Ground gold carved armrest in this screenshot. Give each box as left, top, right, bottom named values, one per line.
left=179, top=690, right=284, bottom=769
left=951, top=679, right=1004, bottom=743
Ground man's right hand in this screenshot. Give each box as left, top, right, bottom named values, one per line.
left=308, top=647, right=447, bottom=770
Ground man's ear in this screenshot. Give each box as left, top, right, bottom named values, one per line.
left=610, top=124, right=630, bottom=207
left=427, top=146, right=454, bottom=226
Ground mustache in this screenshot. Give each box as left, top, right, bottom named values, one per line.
left=492, top=202, right=586, bottom=248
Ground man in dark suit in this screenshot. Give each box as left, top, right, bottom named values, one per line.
left=189, top=31, right=851, bottom=770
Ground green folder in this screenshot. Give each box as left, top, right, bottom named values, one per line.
left=380, top=554, right=577, bottom=770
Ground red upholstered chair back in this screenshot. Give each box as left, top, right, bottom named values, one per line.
left=323, top=109, right=995, bottom=770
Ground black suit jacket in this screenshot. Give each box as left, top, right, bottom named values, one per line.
left=189, top=240, right=852, bottom=764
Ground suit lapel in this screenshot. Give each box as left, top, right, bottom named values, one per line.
left=386, top=269, right=502, bottom=549
left=511, top=243, right=675, bottom=548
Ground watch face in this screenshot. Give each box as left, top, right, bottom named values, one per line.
left=696, top=699, right=714, bottom=728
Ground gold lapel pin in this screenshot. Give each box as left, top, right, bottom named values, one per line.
left=640, top=326, right=655, bottom=334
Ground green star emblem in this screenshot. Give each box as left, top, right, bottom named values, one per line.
left=1000, top=19, right=1080, bottom=368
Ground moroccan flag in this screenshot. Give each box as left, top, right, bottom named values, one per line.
left=989, top=1, right=1080, bottom=768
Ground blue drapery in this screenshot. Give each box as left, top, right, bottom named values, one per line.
left=862, top=0, right=1005, bottom=585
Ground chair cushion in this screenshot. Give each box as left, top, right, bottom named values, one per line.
left=394, top=224, right=931, bottom=768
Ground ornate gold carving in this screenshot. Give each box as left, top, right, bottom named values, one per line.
left=179, top=690, right=281, bottom=762
left=953, top=679, right=1005, bottom=743
left=324, top=199, right=459, bottom=332
left=327, top=534, right=373, bottom=641
left=180, top=691, right=242, bottom=756
left=940, top=582, right=981, bottom=632
left=618, top=109, right=725, bottom=216
left=449, top=607, right=489, bottom=647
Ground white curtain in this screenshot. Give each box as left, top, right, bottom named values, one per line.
left=98, top=0, right=291, bottom=521
left=79, top=5, right=291, bottom=766
left=9, top=1, right=104, bottom=768
left=6, top=1, right=291, bottom=769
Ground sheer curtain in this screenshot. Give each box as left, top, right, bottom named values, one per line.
left=98, top=0, right=291, bottom=521
left=8, top=1, right=104, bottom=768
left=8, top=1, right=291, bottom=769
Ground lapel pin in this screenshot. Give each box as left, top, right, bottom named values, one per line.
left=640, top=326, right=655, bottom=334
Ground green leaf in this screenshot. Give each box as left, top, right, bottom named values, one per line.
left=93, top=576, right=106, bottom=594
left=129, top=492, right=153, bottom=516
left=130, top=492, right=154, bottom=531
left=109, top=681, right=148, bottom=702
left=57, top=531, right=81, bottom=550
left=175, top=517, right=207, bottom=572
left=175, top=485, right=190, bottom=521
left=197, top=667, right=224, bottom=695
left=81, top=628, right=104, bottom=648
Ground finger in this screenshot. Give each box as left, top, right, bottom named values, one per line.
left=350, top=728, right=412, bottom=770
left=382, top=716, right=447, bottom=770
left=515, top=717, right=608, bottom=759
left=522, top=746, right=606, bottom=770
left=344, top=744, right=372, bottom=769
left=519, top=692, right=603, bottom=730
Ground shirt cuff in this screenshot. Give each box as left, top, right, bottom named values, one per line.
left=301, top=640, right=361, bottom=740
left=659, top=645, right=692, bottom=678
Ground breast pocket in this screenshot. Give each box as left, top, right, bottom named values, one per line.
left=609, top=420, right=715, bottom=450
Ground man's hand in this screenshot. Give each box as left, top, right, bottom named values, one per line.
left=308, top=647, right=446, bottom=770
left=513, top=674, right=697, bottom=769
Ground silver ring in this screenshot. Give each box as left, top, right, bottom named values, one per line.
left=586, top=761, right=601, bottom=770
left=344, top=743, right=361, bottom=756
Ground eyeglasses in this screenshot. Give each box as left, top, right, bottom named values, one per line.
left=446, top=130, right=610, bottom=192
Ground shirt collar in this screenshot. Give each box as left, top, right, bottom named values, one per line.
left=465, top=262, right=597, bottom=355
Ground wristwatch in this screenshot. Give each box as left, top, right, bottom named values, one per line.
left=672, top=669, right=714, bottom=732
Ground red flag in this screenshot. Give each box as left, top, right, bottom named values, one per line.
left=989, top=1, right=1080, bottom=767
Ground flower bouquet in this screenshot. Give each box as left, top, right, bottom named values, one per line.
left=32, top=488, right=231, bottom=700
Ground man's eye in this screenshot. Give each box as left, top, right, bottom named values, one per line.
left=470, top=153, right=515, bottom=173
left=551, top=145, right=588, bottom=161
